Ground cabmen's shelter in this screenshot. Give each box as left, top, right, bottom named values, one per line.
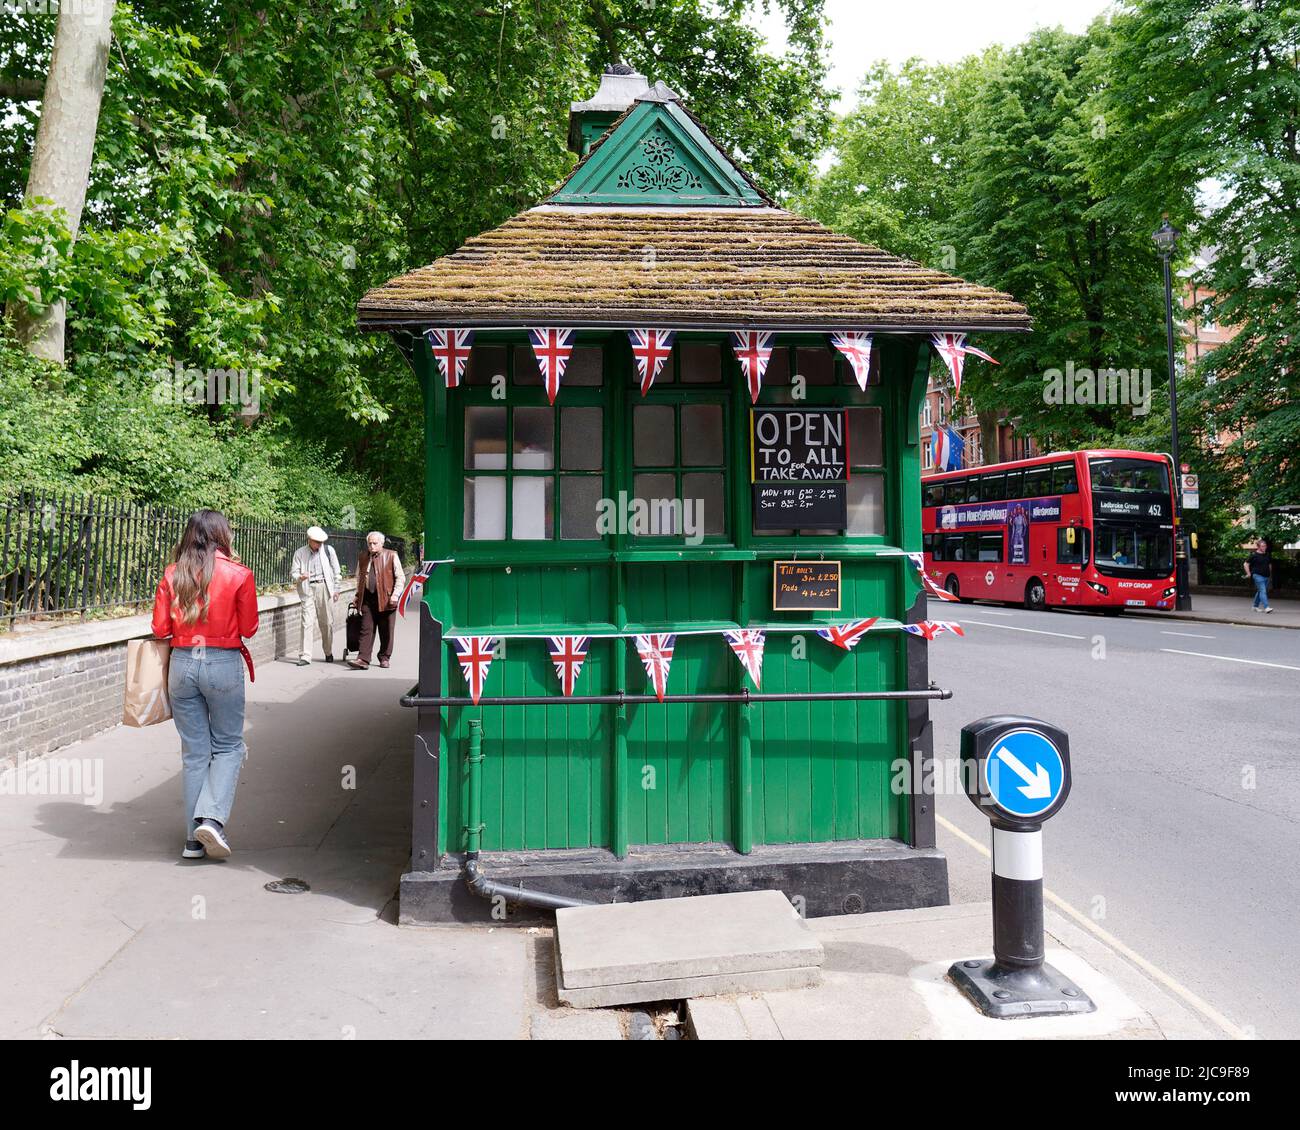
left=358, top=67, right=1030, bottom=923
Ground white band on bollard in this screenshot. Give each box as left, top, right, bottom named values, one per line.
left=991, top=827, right=1043, bottom=881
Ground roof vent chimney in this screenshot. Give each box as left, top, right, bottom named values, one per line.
left=568, top=64, right=651, bottom=155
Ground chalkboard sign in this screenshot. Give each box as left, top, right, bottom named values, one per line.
left=751, top=408, right=848, bottom=482
left=773, top=559, right=842, bottom=611
left=753, top=483, right=847, bottom=530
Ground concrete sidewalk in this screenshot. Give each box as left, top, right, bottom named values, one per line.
left=1127, top=591, right=1300, bottom=630
left=685, top=903, right=1227, bottom=1040
left=0, top=618, right=1236, bottom=1041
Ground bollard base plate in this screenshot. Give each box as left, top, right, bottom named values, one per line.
left=948, top=958, right=1096, bottom=1018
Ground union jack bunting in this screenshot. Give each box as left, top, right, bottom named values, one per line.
left=902, top=620, right=966, bottom=641
left=425, top=328, right=475, bottom=389
left=528, top=327, right=576, bottom=404
left=634, top=633, right=677, bottom=702
left=397, top=560, right=441, bottom=618
left=930, top=333, right=999, bottom=400
left=729, top=330, right=775, bottom=403
left=547, top=635, right=590, bottom=697
left=723, top=629, right=766, bottom=690
left=905, top=551, right=959, bottom=603
left=815, top=618, right=879, bottom=651
left=450, top=636, right=499, bottom=704
left=829, top=331, right=874, bottom=392
left=628, top=329, right=677, bottom=396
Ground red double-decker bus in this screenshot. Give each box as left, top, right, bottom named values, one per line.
left=921, top=450, right=1178, bottom=614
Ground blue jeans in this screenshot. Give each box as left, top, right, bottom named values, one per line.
left=169, top=646, right=247, bottom=840
left=1252, top=574, right=1271, bottom=609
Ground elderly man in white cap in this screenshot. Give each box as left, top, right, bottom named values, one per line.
left=291, top=525, right=342, bottom=665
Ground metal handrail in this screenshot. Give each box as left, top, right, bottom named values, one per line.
left=400, top=685, right=951, bottom=708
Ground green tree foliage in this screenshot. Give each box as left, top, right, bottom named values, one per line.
left=1100, top=0, right=1300, bottom=571
left=1, top=1, right=830, bottom=516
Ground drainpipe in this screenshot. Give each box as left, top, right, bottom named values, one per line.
left=461, top=719, right=596, bottom=911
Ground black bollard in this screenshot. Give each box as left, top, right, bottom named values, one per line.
left=948, top=716, right=1096, bottom=1018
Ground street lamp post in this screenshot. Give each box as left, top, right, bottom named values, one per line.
left=1153, top=215, right=1192, bottom=611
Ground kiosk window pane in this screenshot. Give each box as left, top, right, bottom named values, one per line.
left=634, top=405, right=675, bottom=465
left=796, top=347, right=836, bottom=385
left=565, top=346, right=603, bottom=386
left=763, top=347, right=791, bottom=385
left=632, top=474, right=679, bottom=536
left=512, top=478, right=553, bottom=539
left=680, top=343, right=722, bottom=383
left=682, top=473, right=725, bottom=535
left=847, top=407, right=883, bottom=466
left=560, top=477, right=602, bottom=540
left=512, top=407, right=554, bottom=468
left=681, top=404, right=724, bottom=465
left=465, top=345, right=507, bottom=386
left=561, top=407, right=603, bottom=470
left=846, top=476, right=885, bottom=536
left=464, top=478, right=506, bottom=540
left=513, top=344, right=542, bottom=385
left=465, top=407, right=507, bottom=470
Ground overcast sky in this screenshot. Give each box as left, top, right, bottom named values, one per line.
left=752, top=0, right=1118, bottom=107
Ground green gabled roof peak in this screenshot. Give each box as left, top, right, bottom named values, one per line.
left=551, top=86, right=769, bottom=208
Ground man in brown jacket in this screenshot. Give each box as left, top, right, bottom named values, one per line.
left=347, top=531, right=406, bottom=669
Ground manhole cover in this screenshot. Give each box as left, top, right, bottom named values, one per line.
left=842, top=893, right=864, bottom=914
left=264, top=877, right=310, bottom=894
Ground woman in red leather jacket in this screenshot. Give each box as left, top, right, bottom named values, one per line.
left=152, top=510, right=258, bottom=861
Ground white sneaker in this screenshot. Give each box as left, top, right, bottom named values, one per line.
left=182, top=840, right=205, bottom=859
left=194, top=820, right=232, bottom=860
left=1264, top=607, right=1274, bottom=614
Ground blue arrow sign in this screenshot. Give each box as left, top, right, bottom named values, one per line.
left=984, top=728, right=1066, bottom=818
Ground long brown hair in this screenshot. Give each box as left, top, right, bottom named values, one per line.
left=172, top=510, right=234, bottom=625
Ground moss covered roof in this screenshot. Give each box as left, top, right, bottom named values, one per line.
left=357, top=205, right=1031, bottom=333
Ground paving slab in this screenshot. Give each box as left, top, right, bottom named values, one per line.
left=554, top=889, right=823, bottom=990
left=685, top=902, right=1223, bottom=1040
left=530, top=1008, right=625, bottom=1041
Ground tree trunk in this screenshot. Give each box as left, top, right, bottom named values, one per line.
left=7, top=2, right=117, bottom=365
left=978, top=407, right=1000, bottom=466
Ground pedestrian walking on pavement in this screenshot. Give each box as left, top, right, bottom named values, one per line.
left=291, top=525, right=342, bottom=664
left=151, top=509, right=259, bottom=862
left=1245, top=537, right=1274, bottom=613
left=347, top=531, right=405, bottom=670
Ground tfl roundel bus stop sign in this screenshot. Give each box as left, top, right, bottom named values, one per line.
left=960, top=716, right=1072, bottom=830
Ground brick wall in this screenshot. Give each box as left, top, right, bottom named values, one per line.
left=0, top=594, right=346, bottom=765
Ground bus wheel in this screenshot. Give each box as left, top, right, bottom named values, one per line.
left=1024, top=578, right=1047, bottom=612
left=945, top=575, right=962, bottom=602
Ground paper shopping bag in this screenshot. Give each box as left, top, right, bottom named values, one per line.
left=123, top=638, right=172, bottom=727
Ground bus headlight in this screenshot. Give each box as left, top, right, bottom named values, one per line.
left=1086, top=581, right=1109, bottom=596
left=1162, top=587, right=1176, bottom=598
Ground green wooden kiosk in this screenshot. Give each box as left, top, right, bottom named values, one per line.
left=358, top=68, right=1029, bottom=924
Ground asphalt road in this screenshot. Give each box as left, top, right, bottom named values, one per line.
left=925, top=597, right=1300, bottom=1039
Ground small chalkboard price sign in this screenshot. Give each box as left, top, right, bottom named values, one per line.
left=773, top=559, right=842, bottom=611
left=752, top=483, right=847, bottom=530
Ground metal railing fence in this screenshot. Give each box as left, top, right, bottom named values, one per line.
left=1, top=488, right=409, bottom=627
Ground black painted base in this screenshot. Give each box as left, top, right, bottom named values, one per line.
left=399, top=839, right=949, bottom=926
left=948, top=958, right=1096, bottom=1018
